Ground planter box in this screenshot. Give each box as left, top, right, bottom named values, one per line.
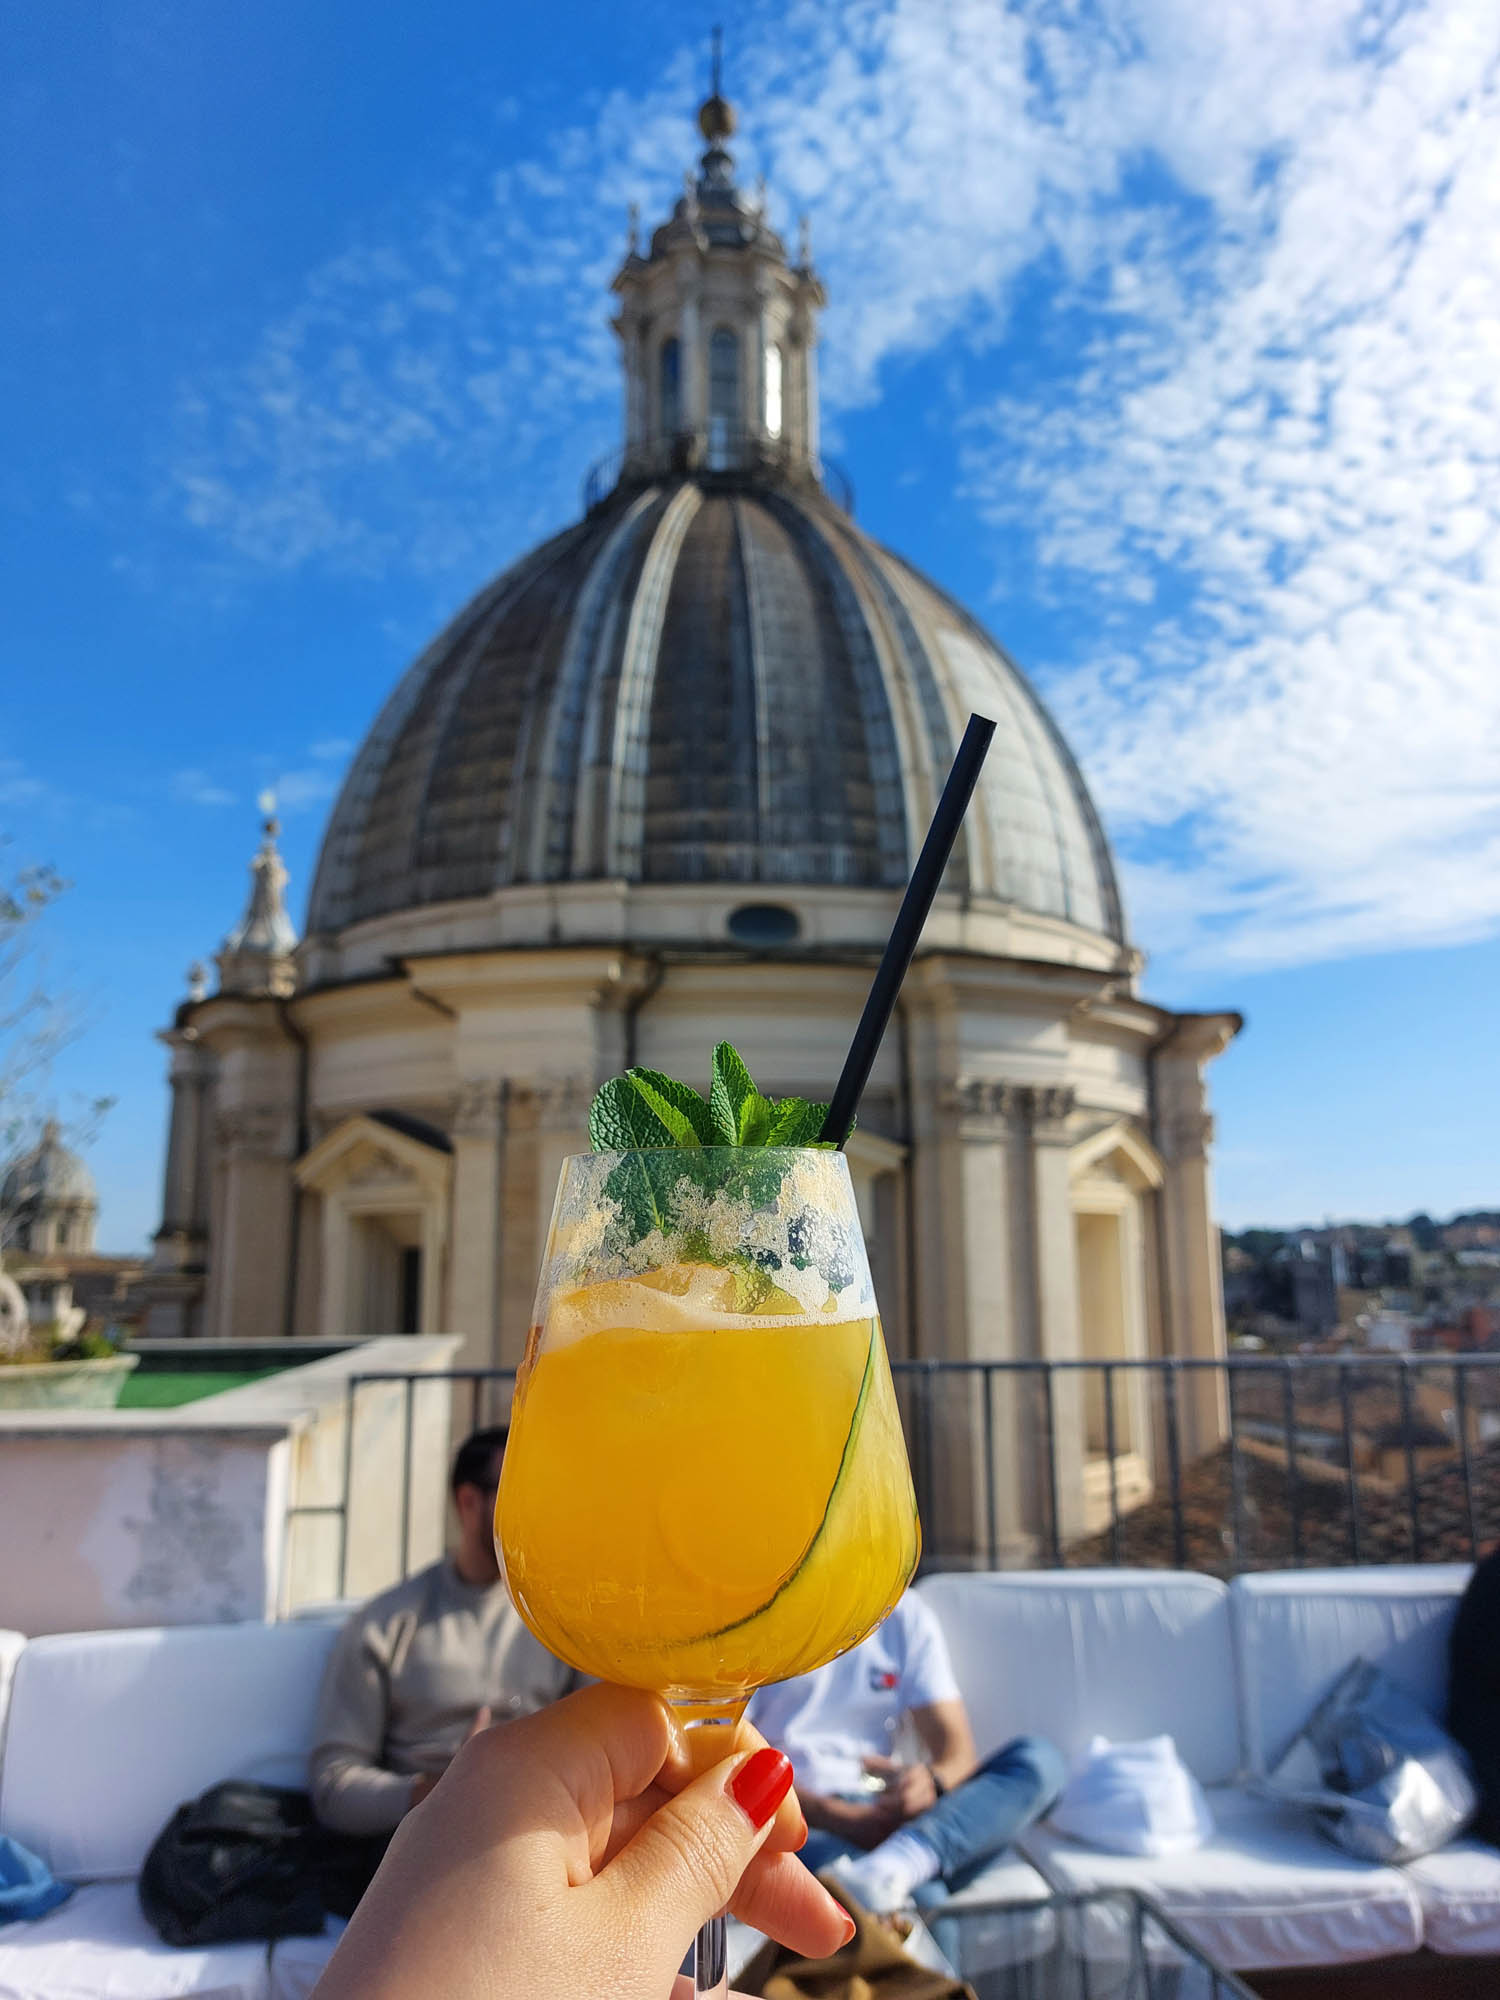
left=0, top=1354, right=139, bottom=1411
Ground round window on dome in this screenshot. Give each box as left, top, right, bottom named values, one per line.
left=726, top=903, right=802, bottom=946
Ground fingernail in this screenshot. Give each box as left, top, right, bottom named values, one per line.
left=836, top=1912, right=857, bottom=1948
left=794, top=1808, right=809, bottom=1850
left=729, top=1746, right=794, bottom=1829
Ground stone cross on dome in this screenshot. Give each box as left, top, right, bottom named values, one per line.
left=611, top=32, right=825, bottom=487
left=214, top=793, right=298, bottom=998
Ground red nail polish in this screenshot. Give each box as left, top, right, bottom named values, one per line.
left=730, top=1747, right=793, bottom=1829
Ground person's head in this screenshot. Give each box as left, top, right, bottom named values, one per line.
left=450, top=1426, right=508, bottom=1584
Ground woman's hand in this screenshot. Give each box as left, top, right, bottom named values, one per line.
left=313, top=1682, right=854, bottom=2000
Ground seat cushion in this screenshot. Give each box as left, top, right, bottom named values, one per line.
left=917, top=1571, right=1239, bottom=1784
left=1022, top=1785, right=1423, bottom=1971
left=928, top=1850, right=1053, bottom=1914
left=0, top=1880, right=270, bottom=1999
left=267, top=1919, right=345, bottom=2000
left=1405, top=1840, right=1500, bottom=1956
left=0, top=1621, right=343, bottom=1881
left=1230, top=1566, right=1471, bottom=1775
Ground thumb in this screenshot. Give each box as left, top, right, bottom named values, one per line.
left=592, top=1746, right=793, bottom=1953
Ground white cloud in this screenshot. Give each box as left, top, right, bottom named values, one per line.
left=169, top=769, right=236, bottom=808
left=166, top=0, right=1500, bottom=975
left=270, top=767, right=338, bottom=813
left=309, top=737, right=353, bottom=761
left=963, top=0, right=1500, bottom=974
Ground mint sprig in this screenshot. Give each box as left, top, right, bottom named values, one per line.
left=588, top=1042, right=842, bottom=1155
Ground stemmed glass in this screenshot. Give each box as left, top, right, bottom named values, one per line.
left=497, top=1143, right=920, bottom=1997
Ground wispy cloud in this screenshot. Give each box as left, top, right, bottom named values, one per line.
left=962, top=0, right=1500, bottom=974
left=169, top=768, right=236, bottom=809
left=165, top=0, right=1500, bottom=977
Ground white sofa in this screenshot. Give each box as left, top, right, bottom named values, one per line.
left=0, top=1568, right=1495, bottom=1993
left=0, top=1620, right=348, bottom=2000
left=918, top=1563, right=1499, bottom=1976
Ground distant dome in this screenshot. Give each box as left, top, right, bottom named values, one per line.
left=1, top=1120, right=96, bottom=1213
left=307, top=477, right=1125, bottom=948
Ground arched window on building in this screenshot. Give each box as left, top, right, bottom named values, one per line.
left=764, top=342, right=783, bottom=441
left=708, top=326, right=740, bottom=467
left=659, top=337, right=680, bottom=440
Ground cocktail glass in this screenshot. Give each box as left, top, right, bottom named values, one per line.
left=497, top=1144, right=920, bottom=1996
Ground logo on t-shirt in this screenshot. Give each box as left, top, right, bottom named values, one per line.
left=870, top=1670, right=900, bottom=1691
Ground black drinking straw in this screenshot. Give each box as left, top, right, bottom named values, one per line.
left=820, top=712, right=997, bottom=1147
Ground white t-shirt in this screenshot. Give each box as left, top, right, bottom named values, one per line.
left=748, top=1594, right=961, bottom=1797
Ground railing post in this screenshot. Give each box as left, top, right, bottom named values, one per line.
left=1281, top=1361, right=1302, bottom=1568
left=1164, top=1361, right=1186, bottom=1571
left=337, top=1375, right=358, bottom=1601
left=1103, top=1364, right=1121, bottom=1566
left=1398, top=1360, right=1421, bottom=1563
left=400, top=1376, right=416, bottom=1583
left=1339, top=1365, right=1363, bottom=1566
left=1041, top=1365, right=1063, bottom=1568
left=1456, top=1363, right=1478, bottom=1560
left=982, top=1365, right=998, bottom=1570
left=1226, top=1365, right=1247, bottom=1575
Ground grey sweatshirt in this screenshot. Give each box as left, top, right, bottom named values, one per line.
left=309, top=1559, right=575, bottom=1835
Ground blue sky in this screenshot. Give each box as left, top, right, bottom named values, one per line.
left=4, top=0, right=1499, bottom=1250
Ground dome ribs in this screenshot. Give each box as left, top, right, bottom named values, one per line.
left=521, top=488, right=668, bottom=884
left=812, top=511, right=968, bottom=898
left=410, top=509, right=623, bottom=904
left=604, top=483, right=705, bottom=879
left=306, top=476, right=1126, bottom=953
left=885, top=555, right=1123, bottom=942
left=759, top=494, right=908, bottom=889
left=638, top=494, right=758, bottom=883
left=306, top=552, right=551, bottom=933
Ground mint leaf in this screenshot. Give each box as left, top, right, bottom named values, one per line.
left=588, top=1076, right=678, bottom=1152
left=709, top=1041, right=757, bottom=1145
left=628, top=1068, right=716, bottom=1146
left=767, top=1097, right=837, bottom=1147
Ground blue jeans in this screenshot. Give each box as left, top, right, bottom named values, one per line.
left=802, top=1734, right=1067, bottom=1909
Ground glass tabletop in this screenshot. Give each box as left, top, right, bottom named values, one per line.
left=923, top=1891, right=1259, bottom=2000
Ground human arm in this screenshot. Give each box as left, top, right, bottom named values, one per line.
left=795, top=1786, right=903, bottom=1849
left=860, top=1696, right=979, bottom=1818
left=309, top=1618, right=424, bottom=1836
left=311, top=1682, right=853, bottom=2000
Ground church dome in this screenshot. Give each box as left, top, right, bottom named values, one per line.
left=305, top=81, right=1125, bottom=966
left=1, top=1120, right=96, bottom=1214
left=307, top=477, right=1124, bottom=946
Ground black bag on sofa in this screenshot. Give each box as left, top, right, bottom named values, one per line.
left=138, top=1781, right=326, bottom=1947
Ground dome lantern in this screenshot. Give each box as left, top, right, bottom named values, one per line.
left=612, top=42, right=825, bottom=489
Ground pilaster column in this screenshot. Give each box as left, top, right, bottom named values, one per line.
left=145, top=1025, right=217, bottom=1337
left=1024, top=1085, right=1088, bottom=1544
left=449, top=1081, right=506, bottom=1370
left=1153, top=1014, right=1239, bottom=1456
left=211, top=1098, right=298, bottom=1341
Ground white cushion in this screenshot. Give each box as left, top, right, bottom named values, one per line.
left=917, top=1571, right=1239, bottom=1784
left=267, top=1920, right=345, bottom=2000
left=1022, top=1784, right=1423, bottom=1971
left=0, top=1881, right=270, bottom=1999
left=1405, top=1841, right=1500, bottom=1956
left=1230, top=1566, right=1471, bottom=1774
left=928, top=1849, right=1053, bottom=1914
left=0, top=1621, right=342, bottom=1881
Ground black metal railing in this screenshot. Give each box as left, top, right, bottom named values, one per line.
left=306, top=1352, right=1500, bottom=1600
left=582, top=431, right=854, bottom=514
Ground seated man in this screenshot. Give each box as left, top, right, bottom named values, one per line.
left=310, top=1426, right=574, bottom=1884
left=750, top=1590, right=1065, bottom=1914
